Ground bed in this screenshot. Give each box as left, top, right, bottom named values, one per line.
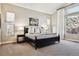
left=24, top=27, right=60, bottom=50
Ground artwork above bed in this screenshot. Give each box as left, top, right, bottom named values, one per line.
left=26, top=17, right=49, bottom=34
left=29, top=18, right=39, bottom=26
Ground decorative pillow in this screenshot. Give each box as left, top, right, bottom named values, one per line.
left=35, top=27, right=40, bottom=34
left=40, top=28, right=46, bottom=34
left=28, top=27, right=34, bottom=34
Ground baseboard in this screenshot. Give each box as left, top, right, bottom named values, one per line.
left=1, top=41, right=16, bottom=45
left=0, top=42, right=1, bottom=45
left=65, top=39, right=79, bottom=43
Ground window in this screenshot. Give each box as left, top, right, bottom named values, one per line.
left=65, top=4, right=79, bottom=34
left=66, top=6, right=79, bottom=14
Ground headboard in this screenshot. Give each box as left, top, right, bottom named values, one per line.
left=24, top=26, right=47, bottom=34
left=24, top=26, right=41, bottom=34
left=24, top=27, right=29, bottom=34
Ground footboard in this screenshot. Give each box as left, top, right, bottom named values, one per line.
left=35, top=35, right=60, bottom=50
left=35, top=36, right=37, bottom=50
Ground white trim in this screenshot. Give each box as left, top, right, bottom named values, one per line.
left=0, top=42, right=1, bottom=45
left=1, top=41, right=16, bottom=44
left=57, top=9, right=65, bottom=40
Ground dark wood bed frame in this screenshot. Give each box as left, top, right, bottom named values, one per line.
left=24, top=27, right=60, bottom=50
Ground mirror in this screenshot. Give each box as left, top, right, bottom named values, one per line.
left=6, top=12, right=15, bottom=36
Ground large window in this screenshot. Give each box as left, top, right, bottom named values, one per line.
left=65, top=4, right=79, bottom=34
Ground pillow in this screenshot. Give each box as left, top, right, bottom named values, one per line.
left=35, top=27, right=40, bottom=34
left=28, top=27, right=34, bottom=34
left=40, top=27, right=46, bottom=34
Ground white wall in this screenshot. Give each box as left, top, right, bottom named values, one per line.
left=1, top=4, right=51, bottom=43
left=51, top=11, right=57, bottom=33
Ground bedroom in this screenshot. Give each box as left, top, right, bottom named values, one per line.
left=0, top=3, right=79, bottom=56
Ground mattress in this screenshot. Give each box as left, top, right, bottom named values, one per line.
left=25, top=33, right=58, bottom=40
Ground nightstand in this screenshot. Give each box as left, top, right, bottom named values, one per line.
left=16, top=30, right=25, bottom=43
left=17, top=34, right=25, bottom=43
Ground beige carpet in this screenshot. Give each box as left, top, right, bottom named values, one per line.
left=0, top=40, right=79, bottom=56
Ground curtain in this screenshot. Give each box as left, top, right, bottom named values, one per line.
left=57, top=9, right=65, bottom=40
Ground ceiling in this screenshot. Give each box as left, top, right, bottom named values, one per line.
left=10, top=3, right=65, bottom=14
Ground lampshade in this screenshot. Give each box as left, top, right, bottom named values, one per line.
left=17, top=26, right=24, bottom=30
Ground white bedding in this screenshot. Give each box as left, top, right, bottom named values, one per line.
left=25, top=33, right=58, bottom=40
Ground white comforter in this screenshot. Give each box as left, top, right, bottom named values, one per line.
left=25, top=33, right=58, bottom=40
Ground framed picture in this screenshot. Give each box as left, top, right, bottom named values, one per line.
left=29, top=18, right=39, bottom=26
